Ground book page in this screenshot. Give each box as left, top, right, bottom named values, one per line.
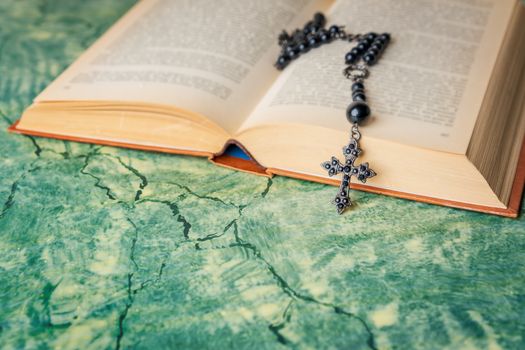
left=239, top=0, right=516, bottom=153
left=35, top=0, right=330, bottom=134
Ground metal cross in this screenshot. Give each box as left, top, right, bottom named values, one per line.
left=321, top=125, right=376, bottom=214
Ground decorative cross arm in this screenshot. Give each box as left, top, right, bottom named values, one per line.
left=321, top=130, right=376, bottom=214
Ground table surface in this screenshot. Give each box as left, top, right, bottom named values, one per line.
left=1, top=1, right=524, bottom=349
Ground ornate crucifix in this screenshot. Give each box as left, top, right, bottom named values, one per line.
left=321, top=126, right=376, bottom=214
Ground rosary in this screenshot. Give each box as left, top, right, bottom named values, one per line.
left=274, top=12, right=391, bottom=214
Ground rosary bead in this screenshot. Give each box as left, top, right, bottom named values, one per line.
left=345, top=52, right=358, bottom=64
left=374, top=37, right=389, bottom=50
left=351, top=47, right=362, bottom=56
left=352, top=88, right=364, bottom=96
left=363, top=53, right=377, bottom=65
left=365, top=32, right=377, bottom=41
left=319, top=29, right=331, bottom=43
left=351, top=82, right=364, bottom=91
left=373, top=38, right=386, bottom=47
left=356, top=42, right=369, bottom=52
left=308, top=36, right=320, bottom=48
left=360, top=38, right=373, bottom=46
left=275, top=55, right=289, bottom=70
left=305, top=23, right=320, bottom=34
left=287, top=48, right=299, bottom=60
left=367, top=48, right=379, bottom=57
left=298, top=41, right=309, bottom=53
left=370, top=43, right=383, bottom=52
left=329, top=25, right=340, bottom=36
left=346, top=101, right=371, bottom=124
left=353, top=93, right=366, bottom=102
left=313, top=12, right=326, bottom=27
left=379, top=33, right=391, bottom=43
left=303, top=21, right=313, bottom=35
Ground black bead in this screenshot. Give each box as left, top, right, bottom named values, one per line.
left=352, top=88, right=364, bottom=95
left=337, top=203, right=344, bottom=210
left=351, top=82, right=364, bottom=91
left=275, top=55, right=289, bottom=70
left=365, top=171, right=371, bottom=177
left=324, top=163, right=330, bottom=169
left=373, top=38, right=386, bottom=46
left=287, top=48, right=299, bottom=60
left=349, top=143, right=355, bottom=149
left=303, top=21, right=314, bottom=35
left=335, top=197, right=341, bottom=203
left=360, top=165, right=367, bottom=171
left=329, top=169, right=335, bottom=175
left=346, top=101, right=371, bottom=124
left=366, top=32, right=377, bottom=41
left=313, top=12, right=326, bottom=27
left=342, top=198, right=349, bottom=204
left=345, top=52, right=357, bottom=64
left=367, top=49, right=379, bottom=57
left=363, top=53, right=377, bottom=65
left=343, top=166, right=351, bottom=173
left=373, top=37, right=390, bottom=50
left=308, top=36, right=320, bottom=48
left=319, top=29, right=331, bottom=43
left=342, top=180, right=349, bottom=187
left=329, top=25, right=340, bottom=36
left=306, top=24, right=320, bottom=34
left=340, top=190, right=346, bottom=196
left=331, top=159, right=337, bottom=165
left=370, top=43, right=383, bottom=52
left=358, top=174, right=365, bottom=181
left=298, top=41, right=309, bottom=53
left=379, top=33, right=391, bottom=42
left=360, top=38, right=373, bottom=46
left=353, top=93, right=366, bottom=102
left=357, top=42, right=369, bottom=52
left=352, top=168, right=358, bottom=174
left=351, top=47, right=362, bottom=56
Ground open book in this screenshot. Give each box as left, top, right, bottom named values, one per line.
left=10, top=0, right=525, bottom=217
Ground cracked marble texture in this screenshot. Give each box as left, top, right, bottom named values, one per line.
left=1, top=1, right=525, bottom=349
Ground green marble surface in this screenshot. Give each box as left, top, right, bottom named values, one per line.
left=1, top=1, right=525, bottom=349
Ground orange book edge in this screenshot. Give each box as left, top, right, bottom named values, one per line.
left=8, top=120, right=525, bottom=218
